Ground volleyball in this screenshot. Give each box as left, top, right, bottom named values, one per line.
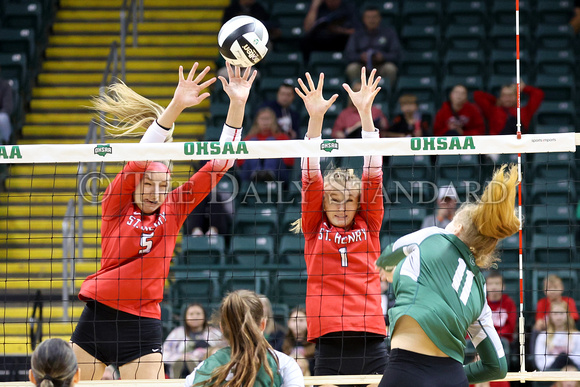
left=218, top=15, right=269, bottom=68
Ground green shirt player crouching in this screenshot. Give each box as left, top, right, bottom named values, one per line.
left=376, top=164, right=520, bottom=387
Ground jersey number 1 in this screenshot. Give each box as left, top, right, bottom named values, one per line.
left=451, top=258, right=474, bottom=305
left=139, top=232, right=154, bottom=254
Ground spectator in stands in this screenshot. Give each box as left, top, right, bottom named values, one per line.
left=183, top=194, right=232, bottom=236
left=184, top=290, right=304, bottom=387
left=486, top=271, right=517, bottom=356
left=0, top=67, right=14, bottom=144
left=473, top=81, right=544, bottom=135
left=257, top=82, right=300, bottom=139
left=570, top=0, right=580, bottom=33
left=163, top=303, right=225, bottom=378
left=384, top=94, right=430, bottom=137
left=534, top=301, right=580, bottom=371
left=282, top=307, right=315, bottom=377
left=301, top=0, right=361, bottom=63
left=237, top=107, right=295, bottom=186
left=259, top=295, right=287, bottom=352
left=331, top=80, right=388, bottom=138
left=535, top=274, right=580, bottom=332
left=433, top=84, right=485, bottom=137
left=29, top=338, right=80, bottom=387
left=421, top=185, right=459, bottom=229
left=344, top=5, right=401, bottom=86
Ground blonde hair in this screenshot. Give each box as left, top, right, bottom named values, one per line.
left=291, top=168, right=361, bottom=233
left=258, top=294, right=276, bottom=335
left=196, top=290, right=277, bottom=387
left=31, top=338, right=78, bottom=387
left=545, top=274, right=564, bottom=292
left=546, top=301, right=578, bottom=349
left=246, top=107, right=280, bottom=137
left=92, top=81, right=171, bottom=141
left=453, top=164, right=520, bottom=269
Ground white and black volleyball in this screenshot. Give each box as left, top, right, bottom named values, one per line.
left=218, top=15, right=269, bottom=68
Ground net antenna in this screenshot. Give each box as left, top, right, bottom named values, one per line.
left=515, top=0, right=526, bottom=377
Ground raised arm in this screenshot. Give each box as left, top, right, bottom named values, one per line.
left=295, top=72, right=338, bottom=234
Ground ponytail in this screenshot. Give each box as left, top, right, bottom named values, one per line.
left=30, top=338, right=78, bottom=387
left=91, top=81, right=167, bottom=139
left=455, top=164, right=520, bottom=269
left=197, top=290, right=277, bottom=387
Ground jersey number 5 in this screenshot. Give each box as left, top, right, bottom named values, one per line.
left=139, top=232, right=154, bottom=254
left=452, top=258, right=474, bottom=305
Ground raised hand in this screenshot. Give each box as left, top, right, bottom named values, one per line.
left=342, top=67, right=381, bottom=114
left=173, top=62, right=216, bottom=110
left=219, top=62, right=257, bottom=104
left=295, top=72, right=338, bottom=119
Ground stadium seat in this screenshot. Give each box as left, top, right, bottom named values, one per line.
left=271, top=303, right=290, bottom=326
left=531, top=74, right=574, bottom=102
left=279, top=204, right=301, bottom=234
left=491, top=0, right=531, bottom=26
left=279, top=234, right=304, bottom=256
left=229, top=235, right=275, bottom=266
left=308, top=51, right=346, bottom=78
left=0, top=28, right=36, bottom=66
left=535, top=49, right=575, bottom=77
left=445, top=1, right=487, bottom=28
left=530, top=152, right=576, bottom=182
left=497, top=234, right=521, bottom=268
left=443, top=50, right=485, bottom=77
left=203, top=125, right=222, bottom=141
left=487, top=75, right=517, bottom=96
left=3, top=2, right=43, bottom=35
left=221, top=270, right=270, bottom=295
left=536, top=0, right=576, bottom=25
left=233, top=204, right=279, bottom=235
left=271, top=2, right=308, bottom=20
left=387, top=154, right=433, bottom=182
left=207, top=102, right=229, bottom=127
left=441, top=75, right=484, bottom=101
left=170, top=271, right=221, bottom=310
left=259, top=76, right=297, bottom=103
left=0, top=53, right=27, bottom=88
left=400, top=25, right=440, bottom=52
left=238, top=181, right=280, bottom=206
left=385, top=180, right=435, bottom=209
left=489, top=25, right=530, bottom=53
left=179, top=235, right=226, bottom=267
left=394, top=75, right=438, bottom=104
left=535, top=24, right=575, bottom=51
left=531, top=233, right=577, bottom=265
left=490, top=50, right=531, bottom=77
left=160, top=303, right=175, bottom=340
left=399, top=51, right=440, bottom=78
left=534, top=125, right=574, bottom=134
left=401, top=1, right=441, bottom=26
left=260, top=51, right=303, bottom=78
left=277, top=25, right=304, bottom=52
left=273, top=271, right=308, bottom=308
left=383, top=207, right=427, bottom=237
left=529, top=178, right=577, bottom=205
left=530, top=204, right=576, bottom=236
left=444, top=25, right=486, bottom=52
left=535, top=101, right=577, bottom=126
left=435, top=154, right=482, bottom=200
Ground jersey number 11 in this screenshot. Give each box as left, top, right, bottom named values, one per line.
left=451, top=258, right=474, bottom=306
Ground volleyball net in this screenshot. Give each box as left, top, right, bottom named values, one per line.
left=1, top=133, right=580, bottom=384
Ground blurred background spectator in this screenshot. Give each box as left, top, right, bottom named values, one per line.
left=421, top=185, right=458, bottom=229
left=0, top=67, right=14, bottom=145
left=183, top=195, right=232, bottom=237
left=344, top=5, right=401, bottom=86
left=486, top=271, right=516, bottom=358
left=331, top=80, right=388, bottom=139
left=384, top=94, right=430, bottom=137
left=282, top=307, right=314, bottom=377
left=433, top=84, right=485, bottom=137
left=259, top=295, right=287, bottom=352
left=257, top=82, right=300, bottom=139
left=474, top=81, right=544, bottom=135
left=534, top=274, right=579, bottom=332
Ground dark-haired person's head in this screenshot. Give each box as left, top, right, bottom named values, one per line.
left=277, top=83, right=295, bottom=108
left=362, top=6, right=381, bottom=31
left=30, top=338, right=80, bottom=387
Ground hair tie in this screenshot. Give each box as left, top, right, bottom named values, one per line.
left=41, top=375, right=55, bottom=383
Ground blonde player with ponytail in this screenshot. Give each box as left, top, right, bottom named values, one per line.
left=377, top=165, right=520, bottom=386
left=71, top=62, right=257, bottom=380
left=185, top=290, right=304, bottom=387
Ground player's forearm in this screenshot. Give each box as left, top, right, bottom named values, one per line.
left=157, top=99, right=186, bottom=129
left=225, top=100, right=246, bottom=129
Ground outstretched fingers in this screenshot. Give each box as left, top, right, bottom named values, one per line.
left=187, top=62, right=200, bottom=82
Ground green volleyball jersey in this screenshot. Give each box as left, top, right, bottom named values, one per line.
left=377, top=227, right=507, bottom=383
left=191, top=347, right=282, bottom=387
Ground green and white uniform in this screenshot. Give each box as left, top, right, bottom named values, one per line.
left=184, top=347, right=304, bottom=387
left=377, top=227, right=507, bottom=384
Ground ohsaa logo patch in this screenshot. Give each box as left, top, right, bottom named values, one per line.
left=94, top=144, right=113, bottom=157
left=321, top=139, right=339, bottom=153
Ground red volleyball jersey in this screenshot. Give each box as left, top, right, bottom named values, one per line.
left=301, top=168, right=387, bottom=341
left=79, top=160, right=228, bottom=319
